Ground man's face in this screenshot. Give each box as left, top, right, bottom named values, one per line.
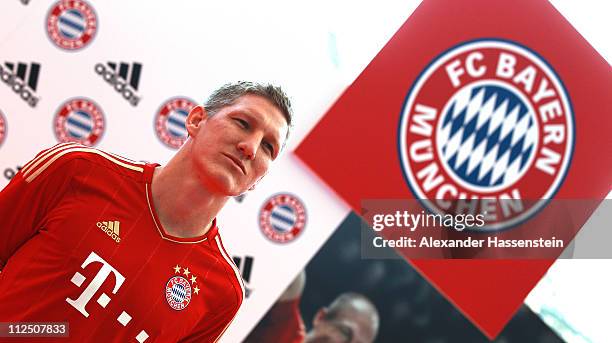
left=186, top=94, right=288, bottom=196
left=306, top=307, right=376, bottom=343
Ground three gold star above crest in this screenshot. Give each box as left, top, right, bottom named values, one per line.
left=172, top=265, right=200, bottom=295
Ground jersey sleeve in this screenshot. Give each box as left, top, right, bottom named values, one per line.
left=0, top=143, right=78, bottom=269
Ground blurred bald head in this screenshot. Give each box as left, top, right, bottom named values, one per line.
left=306, top=292, right=379, bottom=343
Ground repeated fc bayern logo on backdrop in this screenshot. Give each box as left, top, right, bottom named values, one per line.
left=46, top=0, right=98, bottom=51
left=54, top=98, right=105, bottom=146
left=155, top=97, right=197, bottom=149
left=0, top=110, right=6, bottom=148
left=259, top=193, right=307, bottom=243
left=398, top=39, right=574, bottom=231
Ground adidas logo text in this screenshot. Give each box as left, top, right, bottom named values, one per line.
left=94, top=62, right=142, bottom=106
left=0, top=62, right=40, bottom=107
left=97, top=220, right=121, bottom=243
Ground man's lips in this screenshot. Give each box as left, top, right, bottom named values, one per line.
left=222, top=153, right=246, bottom=174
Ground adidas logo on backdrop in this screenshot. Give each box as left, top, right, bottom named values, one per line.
left=95, top=62, right=142, bottom=106
left=0, top=62, right=41, bottom=107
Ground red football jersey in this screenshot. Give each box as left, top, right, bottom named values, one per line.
left=0, top=143, right=245, bottom=342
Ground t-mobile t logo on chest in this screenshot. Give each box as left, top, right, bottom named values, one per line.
left=66, top=252, right=150, bottom=342
left=66, top=251, right=125, bottom=317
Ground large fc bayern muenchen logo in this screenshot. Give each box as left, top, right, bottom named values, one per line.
left=398, top=39, right=574, bottom=231
left=54, top=98, right=105, bottom=146
left=46, top=0, right=98, bottom=51
left=165, top=276, right=192, bottom=311
left=259, top=194, right=307, bottom=243
left=155, top=97, right=197, bottom=149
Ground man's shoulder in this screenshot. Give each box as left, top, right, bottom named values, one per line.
left=206, top=231, right=246, bottom=307
left=21, top=143, right=149, bottom=184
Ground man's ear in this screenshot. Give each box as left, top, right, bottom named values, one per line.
left=185, top=105, right=208, bottom=137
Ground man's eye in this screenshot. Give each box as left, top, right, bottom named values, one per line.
left=263, top=142, right=274, bottom=156
left=233, top=118, right=249, bottom=129
left=234, top=118, right=248, bottom=128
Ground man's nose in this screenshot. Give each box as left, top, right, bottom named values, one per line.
left=237, top=136, right=259, bottom=160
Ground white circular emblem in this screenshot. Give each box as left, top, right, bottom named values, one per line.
left=154, top=97, right=197, bottom=149
left=0, top=110, right=6, bottom=148
left=398, top=39, right=574, bottom=231
left=165, top=276, right=192, bottom=311
left=259, top=193, right=307, bottom=243
left=46, top=0, right=98, bottom=51
left=54, top=97, right=105, bottom=146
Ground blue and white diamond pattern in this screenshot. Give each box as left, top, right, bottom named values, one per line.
left=270, top=204, right=297, bottom=232
left=58, top=9, right=86, bottom=39
left=166, top=108, right=188, bottom=138
left=437, top=83, right=538, bottom=190
left=65, top=110, right=93, bottom=139
left=171, top=282, right=187, bottom=303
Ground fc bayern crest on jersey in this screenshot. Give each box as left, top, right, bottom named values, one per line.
left=259, top=193, right=307, bottom=243
left=165, top=276, right=193, bottom=311
left=155, top=97, right=197, bottom=149
left=398, top=39, right=574, bottom=231
left=166, top=264, right=200, bottom=311
left=46, top=0, right=98, bottom=51
left=54, top=98, right=105, bottom=146
left=0, top=110, right=6, bottom=148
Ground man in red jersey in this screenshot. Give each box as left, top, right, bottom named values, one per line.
left=0, top=81, right=292, bottom=342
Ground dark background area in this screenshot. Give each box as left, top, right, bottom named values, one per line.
left=299, top=213, right=562, bottom=343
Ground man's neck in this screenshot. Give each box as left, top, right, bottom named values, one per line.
left=150, top=149, right=228, bottom=239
